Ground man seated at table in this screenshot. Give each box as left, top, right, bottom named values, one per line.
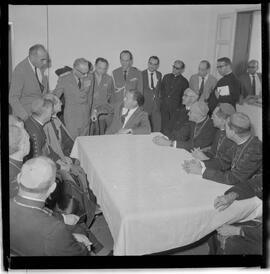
left=182, top=112, right=262, bottom=185
left=106, top=89, right=151, bottom=135
left=209, top=169, right=262, bottom=255
left=163, top=88, right=199, bottom=140
left=9, top=120, right=30, bottom=198
left=10, top=156, right=91, bottom=256
left=153, top=101, right=216, bottom=152
left=191, top=103, right=236, bottom=171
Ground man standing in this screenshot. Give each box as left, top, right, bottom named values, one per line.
left=189, top=60, right=217, bottom=102
left=53, top=58, right=92, bottom=139
left=142, top=56, right=162, bottom=132
left=89, top=58, right=114, bottom=135
left=207, top=57, right=241, bottom=114
left=9, top=44, right=50, bottom=121
left=239, top=60, right=262, bottom=101
left=160, top=60, right=189, bottom=134
left=112, top=50, right=143, bottom=104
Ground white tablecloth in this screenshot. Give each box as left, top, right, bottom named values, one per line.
left=70, top=134, right=262, bottom=255
left=236, top=103, right=262, bottom=140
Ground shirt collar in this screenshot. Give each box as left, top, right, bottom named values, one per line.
left=15, top=194, right=46, bottom=208
left=32, top=116, right=44, bottom=126
left=200, top=74, right=209, bottom=81
left=238, top=135, right=252, bottom=145
left=147, top=69, right=156, bottom=75
left=28, top=57, right=36, bottom=73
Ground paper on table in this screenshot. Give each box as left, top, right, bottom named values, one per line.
left=217, top=85, right=230, bottom=96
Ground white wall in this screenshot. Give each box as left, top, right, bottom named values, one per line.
left=9, top=4, right=261, bottom=89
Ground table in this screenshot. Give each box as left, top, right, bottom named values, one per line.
left=236, top=103, right=262, bottom=140
left=71, top=134, right=262, bottom=255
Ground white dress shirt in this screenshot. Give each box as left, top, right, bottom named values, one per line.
left=122, top=106, right=138, bottom=128
left=249, top=73, right=262, bottom=96
left=198, top=74, right=209, bottom=90
left=147, top=70, right=158, bottom=90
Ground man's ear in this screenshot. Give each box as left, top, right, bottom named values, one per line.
left=48, top=182, right=56, bottom=196
left=16, top=172, right=22, bottom=184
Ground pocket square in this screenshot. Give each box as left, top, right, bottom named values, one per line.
left=130, top=78, right=137, bottom=82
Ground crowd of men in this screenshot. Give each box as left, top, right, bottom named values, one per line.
left=9, top=44, right=262, bottom=256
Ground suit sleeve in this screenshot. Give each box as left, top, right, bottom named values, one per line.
left=132, top=112, right=151, bottom=135
left=53, top=76, right=65, bottom=98
left=9, top=66, right=29, bottom=120
left=175, top=123, right=192, bottom=150
left=137, top=70, right=143, bottom=93
left=45, top=221, right=89, bottom=256
left=189, top=75, right=195, bottom=91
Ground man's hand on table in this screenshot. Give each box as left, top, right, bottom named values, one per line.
left=182, top=159, right=203, bottom=175
left=217, top=224, right=242, bottom=237
left=72, top=233, right=92, bottom=251
left=118, top=128, right=132, bottom=134
left=214, top=192, right=238, bottom=211
left=152, top=135, right=172, bottom=146
left=191, top=147, right=209, bottom=161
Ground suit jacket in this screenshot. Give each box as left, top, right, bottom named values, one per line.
left=203, top=136, right=262, bottom=185
left=239, top=72, right=262, bottom=98
left=189, top=73, right=217, bottom=101
left=24, top=116, right=60, bottom=163
left=164, top=105, right=189, bottom=139
left=160, top=73, right=189, bottom=111
left=10, top=195, right=88, bottom=256
left=142, top=70, right=162, bottom=132
left=112, top=67, right=143, bottom=104
left=53, top=72, right=91, bottom=139
left=174, top=116, right=217, bottom=152
left=9, top=158, right=22, bottom=198
left=207, top=72, right=241, bottom=114
left=106, top=102, right=151, bottom=135
left=203, top=129, right=236, bottom=171
left=9, top=57, right=49, bottom=120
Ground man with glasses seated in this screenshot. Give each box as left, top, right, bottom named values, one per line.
left=160, top=60, right=189, bottom=134
left=53, top=58, right=91, bottom=139
left=239, top=60, right=262, bottom=104
left=207, top=57, right=241, bottom=114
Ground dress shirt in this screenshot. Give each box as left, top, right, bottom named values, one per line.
left=198, top=74, right=209, bottom=90
left=28, top=57, right=43, bottom=83
left=122, top=106, right=138, bottom=128
left=249, top=73, right=262, bottom=96
left=32, top=116, right=44, bottom=126
left=147, top=70, right=158, bottom=89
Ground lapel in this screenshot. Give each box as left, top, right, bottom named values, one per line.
left=195, top=74, right=200, bottom=89
left=69, top=73, right=80, bottom=91
left=25, top=58, right=43, bottom=92
left=124, top=107, right=141, bottom=129
left=245, top=73, right=252, bottom=91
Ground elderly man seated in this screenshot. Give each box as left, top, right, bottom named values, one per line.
left=209, top=169, right=262, bottom=254
left=106, top=89, right=151, bottom=135
left=9, top=116, right=30, bottom=198
left=183, top=112, right=262, bottom=185
left=191, top=103, right=236, bottom=171
left=10, top=156, right=92, bottom=256
left=153, top=101, right=217, bottom=152
left=164, top=88, right=199, bottom=140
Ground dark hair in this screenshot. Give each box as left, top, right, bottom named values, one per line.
left=87, top=61, right=93, bottom=71
left=120, top=50, right=133, bottom=60
left=217, top=57, right=232, bottom=66
left=29, top=44, right=46, bottom=56
left=200, top=60, right=211, bottom=69
left=148, top=56, right=160, bottom=65
left=56, top=194, right=80, bottom=215
left=95, top=57, right=109, bottom=66
left=176, top=60, right=185, bottom=69
left=128, top=89, right=145, bottom=107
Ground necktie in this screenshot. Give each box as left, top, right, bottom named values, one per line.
left=251, top=75, right=256, bottom=95
left=199, top=77, right=204, bottom=98
left=150, top=73, right=154, bottom=89
left=121, top=109, right=130, bottom=124
left=78, top=78, right=82, bottom=89
left=51, top=118, right=60, bottom=140
left=123, top=71, right=127, bottom=81
left=35, top=67, right=44, bottom=93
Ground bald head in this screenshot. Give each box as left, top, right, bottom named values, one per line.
left=73, top=58, right=90, bottom=79
left=247, top=59, right=259, bottom=75
left=182, top=88, right=199, bottom=107
left=227, top=112, right=251, bottom=137
left=29, top=44, right=49, bottom=69
left=17, top=156, right=56, bottom=195
left=31, top=97, right=53, bottom=123
left=188, top=101, right=209, bottom=123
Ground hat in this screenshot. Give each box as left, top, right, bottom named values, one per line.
left=18, top=157, right=55, bottom=192
left=219, top=103, right=236, bottom=116
left=191, top=101, right=209, bottom=116
left=230, top=112, right=251, bottom=129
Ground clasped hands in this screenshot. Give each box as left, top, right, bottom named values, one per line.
left=182, top=158, right=203, bottom=175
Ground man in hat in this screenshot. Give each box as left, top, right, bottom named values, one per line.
left=10, top=156, right=91, bottom=256
left=191, top=103, right=236, bottom=171
left=183, top=112, right=262, bottom=185
left=164, top=88, right=199, bottom=140
left=9, top=120, right=30, bottom=198
left=111, top=50, right=143, bottom=105
left=153, top=101, right=216, bottom=152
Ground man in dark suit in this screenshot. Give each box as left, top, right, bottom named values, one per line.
left=207, top=57, right=241, bottom=114
left=106, top=89, right=151, bottom=135
left=239, top=60, right=262, bottom=101
left=142, top=56, right=162, bottom=132
left=9, top=44, right=50, bottom=121
left=112, top=50, right=143, bottom=104
left=183, top=112, right=262, bottom=186
left=160, top=60, right=189, bottom=134
left=153, top=101, right=216, bottom=152
left=10, top=156, right=91, bottom=256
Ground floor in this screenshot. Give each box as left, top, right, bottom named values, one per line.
left=90, top=214, right=209, bottom=256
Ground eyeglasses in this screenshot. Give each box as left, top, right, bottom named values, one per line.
left=75, top=68, right=89, bottom=76
left=149, top=62, right=159, bottom=66
left=172, top=65, right=182, bottom=70
left=216, top=64, right=227, bottom=69
left=248, top=66, right=257, bottom=69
